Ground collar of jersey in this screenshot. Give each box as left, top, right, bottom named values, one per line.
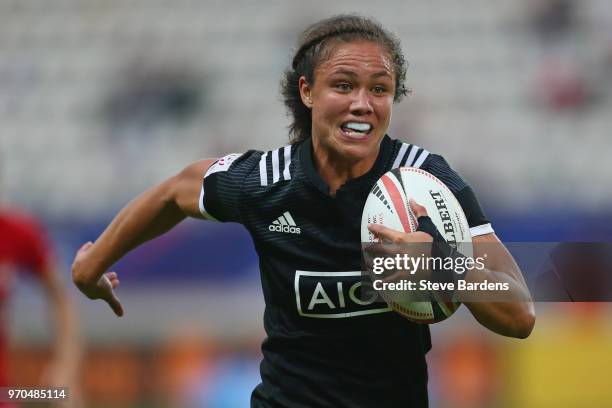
left=299, top=134, right=393, bottom=196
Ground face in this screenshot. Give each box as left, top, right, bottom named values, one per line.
left=299, top=40, right=395, bottom=165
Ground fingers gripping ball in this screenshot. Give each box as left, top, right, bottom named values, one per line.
left=361, top=167, right=473, bottom=323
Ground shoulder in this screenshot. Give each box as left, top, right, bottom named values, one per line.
left=0, top=208, right=46, bottom=240
left=388, top=138, right=432, bottom=169
left=419, top=153, right=468, bottom=193
left=386, top=137, right=466, bottom=192
left=255, top=144, right=297, bottom=187
left=206, top=144, right=298, bottom=188
left=0, top=208, right=52, bottom=272
left=386, top=137, right=493, bottom=235
left=199, top=143, right=298, bottom=222
left=204, top=150, right=263, bottom=180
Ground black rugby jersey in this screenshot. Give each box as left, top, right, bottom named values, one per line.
left=200, top=135, right=492, bottom=408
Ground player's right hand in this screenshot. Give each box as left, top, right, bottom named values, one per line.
left=72, top=241, right=124, bottom=316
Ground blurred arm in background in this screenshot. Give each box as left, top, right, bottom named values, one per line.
left=71, top=159, right=216, bottom=316
left=38, top=259, right=82, bottom=406
left=0, top=210, right=81, bottom=405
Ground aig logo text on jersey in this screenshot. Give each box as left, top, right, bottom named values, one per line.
left=294, top=271, right=391, bottom=318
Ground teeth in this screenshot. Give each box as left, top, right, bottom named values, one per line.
left=344, top=122, right=371, bottom=132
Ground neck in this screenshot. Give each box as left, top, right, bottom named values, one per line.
left=311, top=137, right=378, bottom=196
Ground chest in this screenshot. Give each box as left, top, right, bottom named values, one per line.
left=244, top=183, right=367, bottom=256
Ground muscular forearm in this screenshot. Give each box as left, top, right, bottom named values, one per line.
left=463, top=267, right=535, bottom=338
left=457, top=233, right=536, bottom=339
left=466, top=300, right=534, bottom=339
left=71, top=159, right=211, bottom=315
left=72, top=176, right=186, bottom=288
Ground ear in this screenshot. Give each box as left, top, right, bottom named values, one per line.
left=298, top=76, right=313, bottom=109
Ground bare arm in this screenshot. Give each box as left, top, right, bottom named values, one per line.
left=368, top=201, right=535, bottom=339
left=39, top=263, right=82, bottom=404
left=71, top=159, right=216, bottom=315
left=463, top=232, right=536, bottom=338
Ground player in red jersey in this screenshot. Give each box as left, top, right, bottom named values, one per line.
left=0, top=208, right=80, bottom=406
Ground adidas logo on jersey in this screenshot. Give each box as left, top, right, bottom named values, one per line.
left=269, top=211, right=301, bottom=234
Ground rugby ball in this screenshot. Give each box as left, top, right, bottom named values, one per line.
left=361, top=167, right=472, bottom=323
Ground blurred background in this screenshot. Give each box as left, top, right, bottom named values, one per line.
left=1, top=0, right=611, bottom=407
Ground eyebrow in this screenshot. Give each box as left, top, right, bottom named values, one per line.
left=331, top=69, right=393, bottom=79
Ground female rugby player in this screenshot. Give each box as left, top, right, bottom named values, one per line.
left=72, top=15, right=535, bottom=407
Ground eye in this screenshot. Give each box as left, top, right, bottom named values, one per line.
left=335, top=82, right=352, bottom=92
left=372, top=86, right=386, bottom=94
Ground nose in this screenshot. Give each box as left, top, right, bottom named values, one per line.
left=350, top=88, right=373, bottom=115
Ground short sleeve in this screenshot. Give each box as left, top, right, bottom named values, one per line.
left=199, top=150, right=262, bottom=223
left=420, top=154, right=494, bottom=237
left=14, top=215, right=53, bottom=276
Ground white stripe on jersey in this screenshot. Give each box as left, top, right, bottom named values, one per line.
left=392, top=143, right=429, bottom=169
left=198, top=185, right=219, bottom=221
left=272, top=148, right=280, bottom=183
left=259, top=152, right=268, bottom=186
left=404, top=145, right=419, bottom=167
left=283, top=145, right=292, bottom=180
left=412, top=149, right=430, bottom=168
left=470, top=223, right=494, bottom=237
left=261, top=145, right=291, bottom=185
left=392, top=143, right=409, bottom=169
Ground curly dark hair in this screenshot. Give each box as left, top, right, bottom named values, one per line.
left=280, top=14, right=409, bottom=144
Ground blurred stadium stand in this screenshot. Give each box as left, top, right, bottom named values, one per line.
left=1, top=0, right=611, bottom=217
left=2, top=1, right=611, bottom=407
